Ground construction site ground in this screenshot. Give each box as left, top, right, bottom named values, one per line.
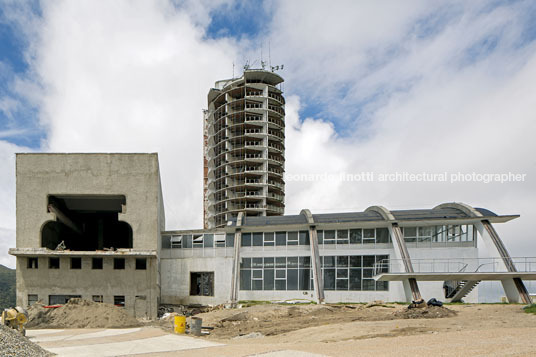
left=25, top=303, right=536, bottom=356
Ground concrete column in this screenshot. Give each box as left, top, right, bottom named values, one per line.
left=309, top=227, right=324, bottom=304
left=229, top=230, right=242, bottom=306
left=475, top=220, right=531, bottom=304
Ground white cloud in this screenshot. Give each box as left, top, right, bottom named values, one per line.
left=273, top=1, right=536, bottom=256
left=14, top=0, right=243, bottom=230
left=1, top=0, right=535, bottom=268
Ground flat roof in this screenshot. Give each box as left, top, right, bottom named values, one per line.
left=9, top=248, right=157, bottom=257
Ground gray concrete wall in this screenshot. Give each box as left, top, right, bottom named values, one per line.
left=16, top=255, right=158, bottom=318
left=14, top=153, right=164, bottom=319
left=16, top=153, right=163, bottom=250
left=160, top=255, right=234, bottom=305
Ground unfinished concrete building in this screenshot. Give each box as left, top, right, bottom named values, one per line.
left=10, top=154, right=535, bottom=318
left=203, top=69, right=286, bottom=228
left=10, top=153, right=165, bottom=319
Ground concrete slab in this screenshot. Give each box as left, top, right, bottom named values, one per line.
left=32, top=328, right=223, bottom=357
left=29, top=328, right=142, bottom=342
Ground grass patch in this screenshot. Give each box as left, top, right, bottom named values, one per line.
left=523, top=304, right=536, bottom=314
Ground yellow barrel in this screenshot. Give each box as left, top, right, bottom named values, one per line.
left=174, top=315, right=186, bottom=334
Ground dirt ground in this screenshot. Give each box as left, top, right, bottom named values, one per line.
left=166, top=303, right=456, bottom=339
left=152, top=303, right=536, bottom=356
left=26, top=298, right=141, bottom=329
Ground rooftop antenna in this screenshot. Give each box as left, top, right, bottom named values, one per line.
left=268, top=40, right=271, bottom=68
left=260, top=43, right=266, bottom=70
left=232, top=62, right=235, bottom=78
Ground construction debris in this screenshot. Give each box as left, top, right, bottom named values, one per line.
left=26, top=299, right=140, bottom=328
left=0, top=323, right=51, bottom=357
left=393, top=305, right=457, bottom=319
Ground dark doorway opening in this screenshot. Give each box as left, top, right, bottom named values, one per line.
left=190, top=272, right=214, bottom=296
left=42, top=195, right=132, bottom=251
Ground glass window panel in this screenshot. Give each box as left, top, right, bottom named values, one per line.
left=323, top=269, right=335, bottom=290
left=419, top=227, right=432, bottom=238
left=276, top=269, right=286, bottom=279
left=240, top=257, right=251, bottom=269
left=299, top=256, right=311, bottom=268
left=404, top=227, right=417, bottom=237
left=252, top=280, right=263, bottom=290
left=264, top=232, right=275, bottom=246
left=337, top=230, right=348, bottom=239
left=287, top=231, right=298, bottom=245
left=287, top=257, right=299, bottom=268
left=252, top=270, right=263, bottom=279
left=252, top=257, right=263, bottom=268
left=337, top=269, right=348, bottom=278
left=323, top=256, right=335, bottom=268
left=275, top=257, right=286, bottom=268
left=193, top=234, right=204, bottom=248
left=363, top=256, right=375, bottom=267
left=241, top=233, right=252, bottom=247
left=376, top=228, right=389, bottom=243
left=183, top=235, right=192, bottom=248
left=363, top=279, right=375, bottom=291
left=336, top=279, right=349, bottom=290
left=350, top=256, right=362, bottom=267
left=376, top=255, right=389, bottom=273
left=363, top=268, right=373, bottom=278
left=240, top=270, right=251, bottom=290
left=376, top=281, right=389, bottom=291
left=317, top=230, right=323, bottom=244
left=226, top=233, right=235, bottom=247
left=324, top=230, right=335, bottom=244
left=276, top=232, right=286, bottom=246
left=264, top=257, right=275, bottom=268
left=204, top=234, right=214, bottom=248
left=275, top=279, right=286, bottom=290
left=349, top=269, right=362, bottom=290
left=264, top=269, right=274, bottom=290
left=299, top=269, right=311, bottom=290
left=253, top=232, right=263, bottom=246
left=287, top=269, right=299, bottom=290
left=337, top=256, right=349, bottom=267
left=350, top=229, right=362, bottom=244
left=299, top=231, right=310, bottom=245
left=363, top=229, right=375, bottom=239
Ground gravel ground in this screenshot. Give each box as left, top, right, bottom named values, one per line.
left=0, top=324, right=52, bottom=357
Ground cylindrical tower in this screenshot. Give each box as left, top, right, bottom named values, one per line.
left=204, top=69, right=285, bottom=228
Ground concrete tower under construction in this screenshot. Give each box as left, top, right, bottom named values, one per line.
left=203, top=69, right=285, bottom=228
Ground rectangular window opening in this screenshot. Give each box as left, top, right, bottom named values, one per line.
left=28, top=294, right=38, bottom=306
left=114, top=295, right=125, bottom=307
left=135, top=258, right=147, bottom=270
left=70, top=257, right=82, bottom=269
left=92, top=257, right=103, bottom=270
left=92, top=295, right=103, bottom=303
left=190, top=272, right=214, bottom=296
left=49, top=257, right=60, bottom=269
left=27, top=257, right=38, bottom=269
left=114, top=258, right=125, bottom=270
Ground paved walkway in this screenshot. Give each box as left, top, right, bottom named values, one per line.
left=27, top=327, right=223, bottom=356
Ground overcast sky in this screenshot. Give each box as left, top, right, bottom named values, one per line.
left=0, top=0, right=535, bottom=268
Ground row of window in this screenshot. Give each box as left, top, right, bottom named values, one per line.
left=402, top=225, right=475, bottom=243
left=163, top=228, right=392, bottom=249
left=239, top=255, right=389, bottom=292
left=163, top=225, right=475, bottom=249
left=28, top=294, right=127, bottom=306
left=26, top=257, right=147, bottom=270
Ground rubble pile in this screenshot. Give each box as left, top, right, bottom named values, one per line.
left=0, top=324, right=51, bottom=357
left=27, top=298, right=140, bottom=328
